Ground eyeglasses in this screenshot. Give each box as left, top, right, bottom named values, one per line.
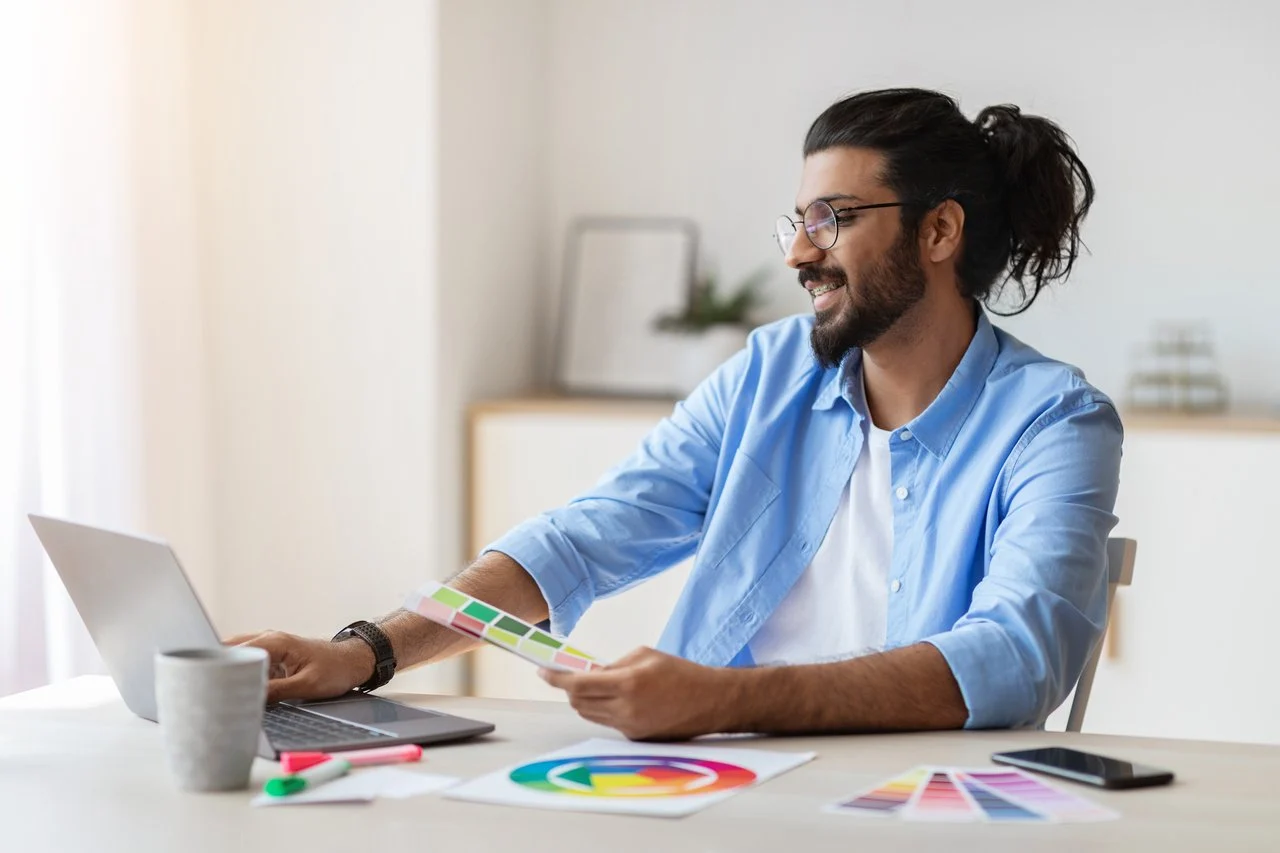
left=774, top=199, right=910, bottom=255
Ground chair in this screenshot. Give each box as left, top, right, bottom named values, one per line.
left=1065, top=537, right=1138, bottom=732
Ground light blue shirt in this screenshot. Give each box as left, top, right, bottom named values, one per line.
left=486, top=310, right=1123, bottom=729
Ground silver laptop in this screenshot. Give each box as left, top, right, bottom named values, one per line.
left=28, top=514, right=494, bottom=758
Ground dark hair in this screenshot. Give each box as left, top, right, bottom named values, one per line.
left=803, top=88, right=1094, bottom=315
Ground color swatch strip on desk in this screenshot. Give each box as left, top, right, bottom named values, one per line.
left=404, top=581, right=604, bottom=673
left=958, top=770, right=1119, bottom=822
left=825, top=766, right=930, bottom=817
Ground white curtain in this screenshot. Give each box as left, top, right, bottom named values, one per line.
left=0, top=1, right=151, bottom=696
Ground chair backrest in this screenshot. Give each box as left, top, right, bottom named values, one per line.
left=1065, top=537, right=1138, bottom=732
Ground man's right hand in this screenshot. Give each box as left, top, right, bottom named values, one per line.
left=225, top=630, right=375, bottom=704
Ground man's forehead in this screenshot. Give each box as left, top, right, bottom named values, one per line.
left=794, top=146, right=888, bottom=210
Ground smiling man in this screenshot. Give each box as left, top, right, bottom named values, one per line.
left=236, top=88, right=1121, bottom=740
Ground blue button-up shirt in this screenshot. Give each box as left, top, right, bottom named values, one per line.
left=486, top=311, right=1123, bottom=729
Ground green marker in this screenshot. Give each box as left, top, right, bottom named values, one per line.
left=264, top=758, right=351, bottom=797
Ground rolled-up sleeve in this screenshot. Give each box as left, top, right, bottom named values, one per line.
left=483, top=348, right=749, bottom=637
left=925, top=398, right=1123, bottom=729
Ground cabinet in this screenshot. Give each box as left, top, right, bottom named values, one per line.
left=469, top=400, right=1280, bottom=744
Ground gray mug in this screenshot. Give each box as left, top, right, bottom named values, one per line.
left=154, top=646, right=268, bottom=792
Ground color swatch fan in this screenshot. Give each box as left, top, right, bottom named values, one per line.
left=827, top=765, right=1119, bottom=824
left=404, top=581, right=603, bottom=672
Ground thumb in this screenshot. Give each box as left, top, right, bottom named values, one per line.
left=267, top=671, right=322, bottom=704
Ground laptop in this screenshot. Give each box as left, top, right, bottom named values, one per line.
left=28, top=514, right=495, bottom=758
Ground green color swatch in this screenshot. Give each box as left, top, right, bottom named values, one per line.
left=462, top=601, right=499, bottom=623
left=495, top=615, right=531, bottom=636
left=522, top=641, right=556, bottom=663
left=431, top=587, right=468, bottom=609
left=563, top=646, right=593, bottom=659
left=528, top=631, right=562, bottom=649
left=486, top=627, right=520, bottom=647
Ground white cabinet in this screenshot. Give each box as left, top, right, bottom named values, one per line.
left=469, top=400, right=1280, bottom=744
left=468, top=400, right=690, bottom=701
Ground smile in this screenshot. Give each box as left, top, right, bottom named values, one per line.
left=810, top=281, right=845, bottom=298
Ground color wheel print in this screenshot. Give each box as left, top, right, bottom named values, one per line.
left=509, top=755, right=757, bottom=797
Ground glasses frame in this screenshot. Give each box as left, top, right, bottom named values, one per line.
left=775, top=199, right=910, bottom=255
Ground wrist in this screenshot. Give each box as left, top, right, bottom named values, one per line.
left=706, top=666, right=755, bottom=734
left=334, top=634, right=377, bottom=691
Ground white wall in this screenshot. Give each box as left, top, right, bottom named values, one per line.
left=188, top=0, right=447, bottom=686
left=542, top=0, right=1280, bottom=406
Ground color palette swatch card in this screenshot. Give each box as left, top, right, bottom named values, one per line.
left=829, top=766, right=1118, bottom=824
left=824, top=766, right=931, bottom=818
left=404, top=581, right=604, bottom=672
left=445, top=737, right=815, bottom=817
left=954, top=769, right=1119, bottom=823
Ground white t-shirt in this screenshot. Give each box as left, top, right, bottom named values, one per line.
left=749, top=417, right=894, bottom=666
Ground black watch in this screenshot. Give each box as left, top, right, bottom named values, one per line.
left=331, top=620, right=397, bottom=692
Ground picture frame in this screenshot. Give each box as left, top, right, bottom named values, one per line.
left=553, top=217, right=698, bottom=397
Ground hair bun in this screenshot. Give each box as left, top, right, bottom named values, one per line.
left=977, top=104, right=1024, bottom=144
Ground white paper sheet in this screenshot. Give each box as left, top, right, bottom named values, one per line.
left=444, top=737, right=814, bottom=817
left=251, top=768, right=461, bottom=807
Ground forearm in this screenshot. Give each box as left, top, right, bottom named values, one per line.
left=374, top=551, right=549, bottom=672
left=717, top=642, right=969, bottom=734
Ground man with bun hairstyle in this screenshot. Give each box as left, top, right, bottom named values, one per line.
left=235, top=89, right=1119, bottom=740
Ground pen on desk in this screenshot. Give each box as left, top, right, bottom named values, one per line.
left=264, top=758, right=352, bottom=797
left=280, top=744, right=423, bottom=774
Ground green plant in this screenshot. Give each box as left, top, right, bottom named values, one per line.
left=654, top=267, right=769, bottom=333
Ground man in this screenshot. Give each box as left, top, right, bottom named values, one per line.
left=235, top=88, right=1121, bottom=740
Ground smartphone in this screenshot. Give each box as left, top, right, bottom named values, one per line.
left=990, top=746, right=1175, bottom=790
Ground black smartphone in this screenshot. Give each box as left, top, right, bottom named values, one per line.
left=991, top=746, right=1175, bottom=790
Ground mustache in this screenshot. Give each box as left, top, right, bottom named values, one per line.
left=797, top=266, right=848, bottom=289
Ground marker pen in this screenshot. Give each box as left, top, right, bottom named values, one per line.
left=280, top=744, right=423, bottom=774
left=264, top=758, right=352, bottom=797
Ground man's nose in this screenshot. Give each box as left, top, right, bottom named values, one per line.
left=784, top=222, right=823, bottom=270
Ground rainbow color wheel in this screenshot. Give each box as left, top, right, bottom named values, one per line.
left=509, top=755, right=757, bottom=798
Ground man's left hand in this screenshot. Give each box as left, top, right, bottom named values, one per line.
left=539, top=647, right=733, bottom=741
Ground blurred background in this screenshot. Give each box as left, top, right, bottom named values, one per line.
left=2, top=1, right=1277, bottom=743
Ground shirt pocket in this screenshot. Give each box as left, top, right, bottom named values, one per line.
left=696, top=451, right=782, bottom=571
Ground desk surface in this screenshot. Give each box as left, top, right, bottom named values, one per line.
left=3, top=677, right=1277, bottom=852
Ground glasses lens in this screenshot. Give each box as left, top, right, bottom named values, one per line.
left=774, top=215, right=798, bottom=255
left=803, top=200, right=838, bottom=250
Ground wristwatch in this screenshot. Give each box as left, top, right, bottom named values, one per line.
left=331, top=620, right=397, bottom=693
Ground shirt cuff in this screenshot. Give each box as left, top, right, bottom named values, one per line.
left=923, top=621, right=1038, bottom=729
left=481, top=517, right=594, bottom=637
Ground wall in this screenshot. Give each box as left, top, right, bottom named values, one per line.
left=542, top=0, right=1280, bottom=406
left=188, top=0, right=449, bottom=688
left=436, top=0, right=549, bottom=578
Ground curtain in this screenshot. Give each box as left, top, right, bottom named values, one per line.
left=0, top=1, right=152, bottom=696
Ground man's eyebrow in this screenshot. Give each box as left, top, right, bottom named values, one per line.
left=794, top=193, right=863, bottom=215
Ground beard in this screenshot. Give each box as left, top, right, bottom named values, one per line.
left=805, top=230, right=928, bottom=369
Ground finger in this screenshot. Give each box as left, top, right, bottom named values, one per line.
left=266, top=672, right=329, bottom=704
left=540, top=667, right=627, bottom=697
left=223, top=632, right=267, bottom=646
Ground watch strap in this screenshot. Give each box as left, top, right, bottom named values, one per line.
left=331, top=620, right=397, bottom=692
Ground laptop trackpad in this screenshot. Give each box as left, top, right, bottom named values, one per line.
left=296, top=695, right=441, bottom=732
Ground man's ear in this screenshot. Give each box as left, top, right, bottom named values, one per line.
left=921, top=199, right=965, bottom=264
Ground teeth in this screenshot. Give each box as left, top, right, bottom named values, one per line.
left=811, top=282, right=843, bottom=298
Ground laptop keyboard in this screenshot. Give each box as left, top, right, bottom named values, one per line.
left=263, top=703, right=395, bottom=750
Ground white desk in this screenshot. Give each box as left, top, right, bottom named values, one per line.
left=2, top=677, right=1277, bottom=852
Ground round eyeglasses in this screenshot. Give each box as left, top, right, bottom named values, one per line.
left=774, top=199, right=910, bottom=255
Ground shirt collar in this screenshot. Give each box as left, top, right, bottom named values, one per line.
left=810, top=308, right=999, bottom=459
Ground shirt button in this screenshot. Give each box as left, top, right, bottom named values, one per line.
left=899, top=429, right=913, bottom=441
left=800, top=541, right=811, bottom=555
left=891, top=579, right=903, bottom=593
left=895, top=486, right=909, bottom=500
left=738, top=610, right=753, bottom=624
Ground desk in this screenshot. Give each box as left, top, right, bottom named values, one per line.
left=2, top=677, right=1277, bottom=852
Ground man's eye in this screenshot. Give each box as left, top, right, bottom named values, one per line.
left=835, top=213, right=858, bottom=225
